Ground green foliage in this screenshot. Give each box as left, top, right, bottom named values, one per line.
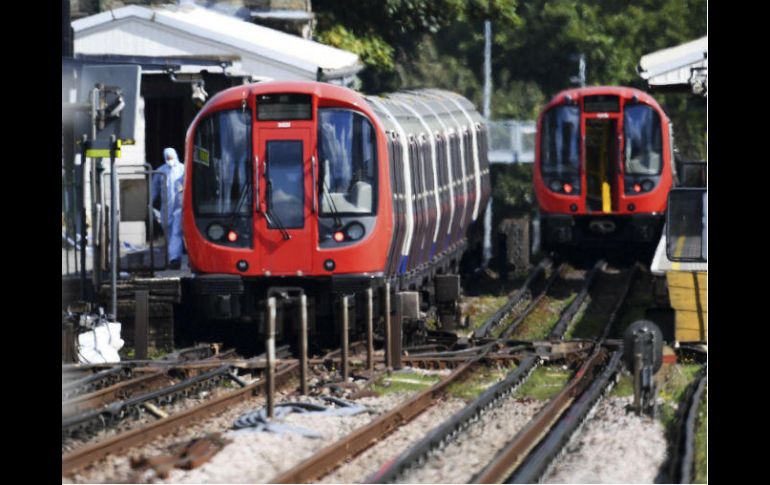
left=491, top=164, right=534, bottom=217
left=313, top=0, right=707, bottom=164
left=316, top=25, right=395, bottom=72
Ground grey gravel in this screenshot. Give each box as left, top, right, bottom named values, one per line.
left=397, top=397, right=545, bottom=484
left=158, top=393, right=408, bottom=484
left=320, top=397, right=468, bottom=484
left=542, top=396, right=668, bottom=484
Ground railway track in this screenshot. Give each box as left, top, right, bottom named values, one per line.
left=63, top=261, right=653, bottom=483
left=270, top=261, right=606, bottom=483
left=358, top=261, right=637, bottom=484
left=669, top=363, right=707, bottom=483
left=61, top=360, right=299, bottom=475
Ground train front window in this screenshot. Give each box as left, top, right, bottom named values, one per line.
left=318, top=109, right=377, bottom=215
left=624, top=104, right=662, bottom=175
left=541, top=105, right=580, bottom=175
left=192, top=109, right=252, bottom=216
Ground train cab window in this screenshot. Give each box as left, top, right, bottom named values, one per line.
left=318, top=109, right=377, bottom=214
left=624, top=104, right=663, bottom=175
left=192, top=109, right=252, bottom=216
left=266, top=140, right=304, bottom=229
left=541, top=105, right=580, bottom=175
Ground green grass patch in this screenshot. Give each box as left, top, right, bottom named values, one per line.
left=463, top=295, right=510, bottom=332
left=610, top=372, right=635, bottom=397
left=371, top=371, right=442, bottom=396
left=657, top=363, right=702, bottom=434
left=694, top=387, right=707, bottom=483
left=489, top=297, right=531, bottom=339
left=447, top=363, right=517, bottom=401
left=512, top=292, right=577, bottom=341
left=513, top=365, right=571, bottom=401
left=563, top=298, right=596, bottom=340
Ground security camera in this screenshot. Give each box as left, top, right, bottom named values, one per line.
left=192, top=81, right=208, bottom=108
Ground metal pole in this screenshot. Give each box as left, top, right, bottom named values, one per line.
left=110, top=135, right=118, bottom=319
left=266, top=297, right=276, bottom=418
left=482, top=18, right=493, bottom=267
left=483, top=19, right=492, bottom=121
left=79, top=135, right=88, bottom=301
left=299, top=294, right=308, bottom=395
left=341, top=295, right=349, bottom=381
left=134, top=290, right=149, bottom=360
left=366, top=288, right=374, bottom=372
left=90, top=86, right=101, bottom=294
left=384, top=282, right=392, bottom=368
left=392, top=292, right=403, bottom=370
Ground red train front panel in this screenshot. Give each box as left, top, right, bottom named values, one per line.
left=182, top=81, right=393, bottom=278
left=534, top=86, right=672, bottom=245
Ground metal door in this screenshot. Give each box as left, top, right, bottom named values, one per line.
left=256, top=127, right=314, bottom=275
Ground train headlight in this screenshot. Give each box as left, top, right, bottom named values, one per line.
left=641, top=179, right=654, bottom=192
left=227, top=230, right=238, bottom=242
left=563, top=183, right=573, bottom=194
left=345, top=222, right=365, bottom=241
left=207, top=223, right=225, bottom=241
left=633, top=183, right=642, bottom=193
left=333, top=231, right=345, bottom=242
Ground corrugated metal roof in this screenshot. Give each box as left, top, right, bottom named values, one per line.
left=638, top=36, right=707, bottom=90
left=72, top=4, right=360, bottom=78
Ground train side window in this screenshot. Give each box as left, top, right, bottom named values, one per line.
left=624, top=104, right=663, bottom=175
left=541, top=105, right=580, bottom=175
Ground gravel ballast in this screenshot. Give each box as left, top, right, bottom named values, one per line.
left=542, top=396, right=668, bottom=484
left=320, top=397, right=468, bottom=483
left=397, top=397, right=545, bottom=484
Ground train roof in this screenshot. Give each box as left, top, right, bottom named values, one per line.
left=543, top=85, right=664, bottom=113
left=191, top=81, right=485, bottom=140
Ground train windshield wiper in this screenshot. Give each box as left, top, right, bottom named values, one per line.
left=225, top=176, right=252, bottom=230
left=266, top=181, right=291, bottom=240
left=322, top=175, right=343, bottom=229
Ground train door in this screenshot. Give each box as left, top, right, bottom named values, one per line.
left=584, top=117, right=618, bottom=213
left=255, top=127, right=314, bottom=275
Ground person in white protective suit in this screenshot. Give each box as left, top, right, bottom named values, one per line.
left=152, top=148, right=186, bottom=269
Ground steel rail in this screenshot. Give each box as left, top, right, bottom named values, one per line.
left=498, top=263, right=564, bottom=339
left=671, top=364, right=707, bottom=483
left=471, top=347, right=610, bottom=483
left=62, top=366, right=132, bottom=399
left=473, top=257, right=552, bottom=339
left=546, top=259, right=606, bottom=339
left=505, top=349, right=623, bottom=483
left=61, top=362, right=299, bottom=475
left=363, top=262, right=604, bottom=482
left=62, top=365, right=241, bottom=440
left=369, top=355, right=542, bottom=483
left=62, top=369, right=172, bottom=416
left=270, top=355, right=487, bottom=484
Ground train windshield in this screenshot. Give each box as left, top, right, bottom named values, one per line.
left=624, top=104, right=662, bottom=175
left=192, top=109, right=253, bottom=215
left=318, top=109, right=377, bottom=215
left=541, top=105, right=580, bottom=175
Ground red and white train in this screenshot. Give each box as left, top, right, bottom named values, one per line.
left=182, top=81, right=490, bottom=339
left=534, top=86, right=673, bottom=249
